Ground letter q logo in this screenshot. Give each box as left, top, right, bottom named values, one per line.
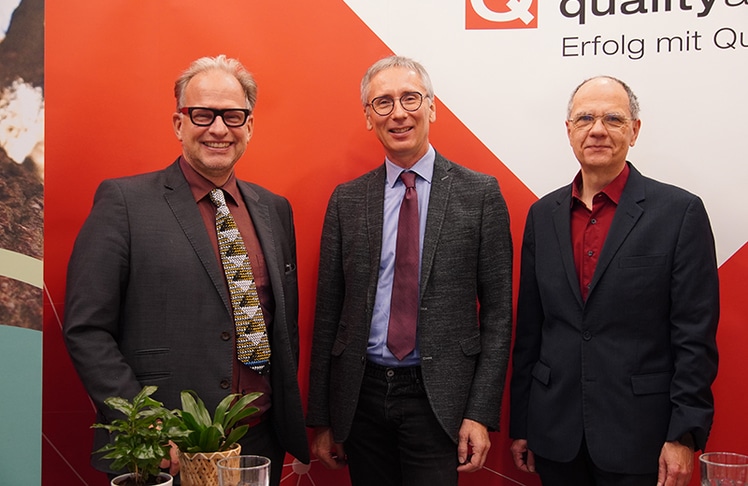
left=466, top=0, right=538, bottom=29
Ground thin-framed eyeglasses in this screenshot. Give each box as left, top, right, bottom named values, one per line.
left=179, top=107, right=251, bottom=128
left=367, top=92, right=426, bottom=116
left=569, top=113, right=631, bottom=131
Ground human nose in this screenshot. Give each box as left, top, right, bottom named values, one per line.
left=587, top=116, right=608, bottom=134
left=207, top=114, right=230, bottom=133
left=390, top=99, right=409, bottom=118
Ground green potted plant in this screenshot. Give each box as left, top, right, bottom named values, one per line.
left=92, top=386, right=188, bottom=486
left=172, top=389, right=262, bottom=486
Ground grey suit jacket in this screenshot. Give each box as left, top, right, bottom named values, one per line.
left=510, top=163, right=719, bottom=474
left=306, top=152, right=513, bottom=442
left=64, top=160, right=309, bottom=471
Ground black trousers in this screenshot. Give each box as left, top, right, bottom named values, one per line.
left=344, top=362, right=458, bottom=486
left=534, top=436, right=658, bottom=486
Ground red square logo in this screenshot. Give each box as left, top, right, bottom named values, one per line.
left=466, top=0, right=538, bottom=29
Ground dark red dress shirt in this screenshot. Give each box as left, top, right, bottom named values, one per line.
left=571, top=164, right=630, bottom=301
left=179, top=158, right=272, bottom=420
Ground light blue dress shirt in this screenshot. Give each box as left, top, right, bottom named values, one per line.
left=366, top=146, right=434, bottom=367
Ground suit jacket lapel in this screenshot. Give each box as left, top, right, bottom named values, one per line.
left=588, top=164, right=645, bottom=297
left=162, top=161, right=231, bottom=313
left=238, top=181, right=276, bottom=276
left=238, top=181, right=283, bottom=314
left=552, top=186, right=584, bottom=308
left=420, top=154, right=451, bottom=298
left=366, top=166, right=385, bottom=307
left=238, top=181, right=292, bottom=357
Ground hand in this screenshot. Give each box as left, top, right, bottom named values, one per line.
left=311, top=427, right=347, bottom=470
left=510, top=439, right=536, bottom=473
left=457, top=418, right=490, bottom=473
left=159, top=440, right=180, bottom=476
left=657, top=441, right=694, bottom=486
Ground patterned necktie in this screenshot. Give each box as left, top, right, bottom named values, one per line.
left=387, top=171, right=420, bottom=360
left=209, top=188, right=270, bottom=373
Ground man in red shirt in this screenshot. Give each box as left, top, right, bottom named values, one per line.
left=509, top=76, right=719, bottom=486
left=63, top=55, right=309, bottom=485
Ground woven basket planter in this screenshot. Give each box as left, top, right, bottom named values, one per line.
left=178, top=443, right=241, bottom=486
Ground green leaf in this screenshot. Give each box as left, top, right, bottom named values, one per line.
left=180, top=390, right=212, bottom=427
left=200, top=425, right=224, bottom=451
left=103, top=396, right=134, bottom=416
left=91, top=386, right=175, bottom=484
left=223, top=392, right=261, bottom=430
left=180, top=411, right=203, bottom=433
left=213, top=393, right=239, bottom=426
left=172, top=390, right=263, bottom=452
left=224, top=424, right=249, bottom=450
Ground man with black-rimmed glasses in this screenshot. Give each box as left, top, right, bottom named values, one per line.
left=64, top=55, right=309, bottom=486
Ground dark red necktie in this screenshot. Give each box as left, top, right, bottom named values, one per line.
left=387, top=171, right=420, bottom=360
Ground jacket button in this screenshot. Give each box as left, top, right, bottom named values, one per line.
left=221, top=331, right=231, bottom=341
left=220, top=379, right=230, bottom=389
left=582, top=331, right=592, bottom=341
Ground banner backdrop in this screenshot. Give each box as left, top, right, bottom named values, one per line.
left=43, top=1, right=746, bottom=485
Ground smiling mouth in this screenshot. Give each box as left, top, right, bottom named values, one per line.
left=204, top=141, right=231, bottom=149
left=390, top=127, right=412, bottom=134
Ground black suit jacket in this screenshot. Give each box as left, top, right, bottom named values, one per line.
left=307, top=152, right=514, bottom=442
left=510, top=163, right=719, bottom=474
left=63, top=160, right=309, bottom=471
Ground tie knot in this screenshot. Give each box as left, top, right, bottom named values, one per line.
left=400, top=171, right=416, bottom=189
left=209, top=188, right=227, bottom=208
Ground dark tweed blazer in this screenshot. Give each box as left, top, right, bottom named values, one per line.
left=306, top=152, right=513, bottom=443
left=63, top=160, right=309, bottom=472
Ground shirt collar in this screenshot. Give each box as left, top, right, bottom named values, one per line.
left=385, top=145, right=435, bottom=188
left=179, top=157, right=242, bottom=205
left=572, top=162, right=630, bottom=206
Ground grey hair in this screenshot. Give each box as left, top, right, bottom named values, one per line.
left=567, top=75, right=640, bottom=120
left=174, top=54, right=257, bottom=111
left=360, top=55, right=434, bottom=107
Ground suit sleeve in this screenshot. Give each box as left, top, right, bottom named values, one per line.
left=666, top=196, right=719, bottom=450
left=509, top=206, right=543, bottom=439
left=464, top=177, right=514, bottom=429
left=306, top=188, right=345, bottom=428
left=63, top=179, right=142, bottom=420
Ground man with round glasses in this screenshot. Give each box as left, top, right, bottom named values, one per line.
left=509, top=76, right=719, bottom=486
left=63, top=55, right=309, bottom=485
left=307, top=55, right=513, bottom=486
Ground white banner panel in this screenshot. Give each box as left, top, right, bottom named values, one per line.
left=344, top=0, right=747, bottom=265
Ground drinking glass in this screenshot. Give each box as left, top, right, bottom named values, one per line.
left=217, top=455, right=271, bottom=486
left=700, top=452, right=748, bottom=486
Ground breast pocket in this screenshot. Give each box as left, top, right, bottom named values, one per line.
left=616, top=254, right=669, bottom=293
left=618, top=254, right=667, bottom=269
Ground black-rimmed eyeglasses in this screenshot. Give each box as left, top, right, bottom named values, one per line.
left=367, top=92, right=426, bottom=116
left=179, top=107, right=251, bottom=128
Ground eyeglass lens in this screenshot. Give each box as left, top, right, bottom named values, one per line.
left=370, top=92, right=424, bottom=116
left=182, top=107, right=249, bottom=127
left=572, top=114, right=628, bottom=130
